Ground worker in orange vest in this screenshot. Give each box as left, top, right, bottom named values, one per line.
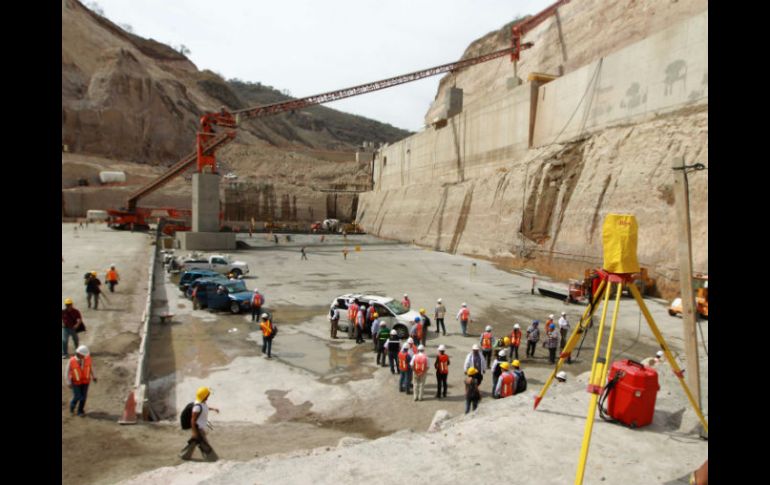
left=509, top=323, right=522, bottom=362
left=250, top=288, right=264, bottom=322
left=65, top=345, right=97, bottom=416
left=260, top=313, right=276, bottom=358
left=480, top=325, right=494, bottom=369
left=495, top=362, right=515, bottom=398
left=411, top=345, right=429, bottom=401
left=434, top=344, right=450, bottom=398
left=398, top=343, right=413, bottom=394
left=105, top=264, right=119, bottom=292
left=401, top=293, right=411, bottom=310
left=410, top=316, right=424, bottom=347
left=347, top=299, right=359, bottom=340
left=457, top=303, right=470, bottom=337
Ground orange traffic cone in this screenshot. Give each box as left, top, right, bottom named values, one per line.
left=118, top=391, right=137, bottom=425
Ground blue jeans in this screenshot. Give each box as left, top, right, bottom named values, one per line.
left=262, top=336, right=273, bottom=357
left=465, top=396, right=479, bottom=414
left=70, top=383, right=89, bottom=415
left=399, top=369, right=412, bottom=392
left=62, top=328, right=79, bottom=357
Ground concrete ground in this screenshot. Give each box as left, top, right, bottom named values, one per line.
left=62, top=227, right=708, bottom=484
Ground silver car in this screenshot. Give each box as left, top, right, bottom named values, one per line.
left=331, top=293, right=422, bottom=340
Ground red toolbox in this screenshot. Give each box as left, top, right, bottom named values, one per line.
left=606, top=359, right=660, bottom=428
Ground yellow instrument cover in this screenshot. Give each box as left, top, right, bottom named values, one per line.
left=602, top=214, right=640, bottom=274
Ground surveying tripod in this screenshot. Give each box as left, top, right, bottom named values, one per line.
left=533, top=269, right=709, bottom=485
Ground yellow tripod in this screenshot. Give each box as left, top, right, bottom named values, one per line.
left=533, top=269, right=708, bottom=485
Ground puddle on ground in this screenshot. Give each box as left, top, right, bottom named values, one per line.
left=273, top=332, right=377, bottom=384
left=268, top=305, right=328, bottom=325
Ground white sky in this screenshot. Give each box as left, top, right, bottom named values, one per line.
left=93, top=0, right=553, bottom=132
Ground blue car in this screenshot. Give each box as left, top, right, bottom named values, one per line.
left=178, top=269, right=221, bottom=293
left=190, top=278, right=253, bottom=314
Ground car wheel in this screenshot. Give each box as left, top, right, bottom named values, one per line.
left=230, top=301, right=241, bottom=314
left=230, top=268, right=242, bottom=278
left=394, top=325, right=408, bottom=340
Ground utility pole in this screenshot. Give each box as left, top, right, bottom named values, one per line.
left=672, top=157, right=706, bottom=418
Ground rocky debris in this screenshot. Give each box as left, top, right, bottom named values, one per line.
left=427, top=410, right=452, bottom=432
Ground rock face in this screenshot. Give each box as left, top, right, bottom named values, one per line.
left=359, top=2, right=708, bottom=296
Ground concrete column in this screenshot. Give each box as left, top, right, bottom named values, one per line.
left=193, top=173, right=220, bottom=232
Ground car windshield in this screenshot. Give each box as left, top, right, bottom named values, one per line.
left=224, top=281, right=248, bottom=293
left=384, top=300, right=408, bottom=315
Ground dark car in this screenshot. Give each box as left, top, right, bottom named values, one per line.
left=178, top=269, right=222, bottom=293
left=189, top=278, right=253, bottom=314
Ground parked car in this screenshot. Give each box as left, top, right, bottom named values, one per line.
left=178, top=269, right=221, bottom=294
left=180, top=254, right=250, bottom=277
left=189, top=278, right=252, bottom=314
left=331, top=293, right=422, bottom=340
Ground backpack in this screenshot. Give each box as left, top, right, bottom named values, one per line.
left=180, top=402, right=195, bottom=430
left=514, top=370, right=527, bottom=394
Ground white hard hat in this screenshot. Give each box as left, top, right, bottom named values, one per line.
left=462, top=303, right=467, bottom=307
left=549, top=314, right=555, bottom=319
left=261, top=313, right=269, bottom=319
left=390, top=330, right=397, bottom=336
left=254, top=288, right=260, bottom=292
left=514, top=324, right=520, bottom=329
left=404, top=293, right=408, bottom=297
left=76, top=345, right=89, bottom=356
left=556, top=371, right=567, bottom=381
left=472, top=344, right=479, bottom=350
left=110, top=264, right=116, bottom=268
left=402, top=343, right=410, bottom=350
left=438, top=344, right=446, bottom=351
left=561, top=311, right=566, bottom=316
left=498, top=350, right=506, bottom=357
left=407, top=337, right=414, bottom=343
left=485, top=325, right=492, bottom=331
left=437, top=298, right=442, bottom=302
left=656, top=350, right=664, bottom=358
left=418, top=344, right=425, bottom=351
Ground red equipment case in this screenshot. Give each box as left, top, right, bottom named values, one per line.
left=606, top=359, right=660, bottom=428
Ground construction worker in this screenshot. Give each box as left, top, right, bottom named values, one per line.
left=251, top=288, right=264, bottom=322
left=491, top=350, right=507, bottom=396
left=494, top=362, right=515, bottom=399
left=418, top=308, right=431, bottom=346
left=300, top=246, right=308, bottom=260
left=385, top=330, right=401, bottom=374
left=343, top=247, right=348, bottom=260
left=371, top=312, right=382, bottom=351
left=410, top=316, right=424, bottom=348
left=558, top=311, right=571, bottom=363
left=526, top=320, right=540, bottom=358
left=62, top=298, right=84, bottom=359
left=366, top=301, right=376, bottom=337
left=260, top=313, right=275, bottom=358
left=328, top=302, right=340, bottom=339
left=511, top=360, right=527, bottom=393
left=406, top=337, right=418, bottom=356
left=457, top=303, right=471, bottom=337
left=434, top=344, right=450, bottom=398
left=545, top=314, right=555, bottom=333
left=376, top=320, right=390, bottom=367
left=411, top=345, right=429, bottom=401
left=398, top=343, right=413, bottom=394
left=401, top=293, right=411, bottom=310
left=65, top=345, right=97, bottom=417
left=480, top=325, right=494, bottom=369
left=555, top=370, right=567, bottom=383
left=434, top=298, right=446, bottom=336
left=509, top=323, right=522, bottom=362
left=85, top=270, right=102, bottom=309
left=463, top=344, right=486, bottom=386
left=347, top=299, right=359, bottom=339
left=355, top=305, right=366, bottom=344
left=180, top=387, right=220, bottom=461
left=545, top=323, right=559, bottom=364
left=105, top=264, right=119, bottom=293
left=464, top=368, right=481, bottom=414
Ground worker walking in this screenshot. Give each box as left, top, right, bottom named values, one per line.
left=558, top=311, right=571, bottom=363
left=65, top=345, right=97, bottom=417
left=434, top=344, right=450, bottom=398
left=385, top=330, right=401, bottom=374
left=105, top=264, right=119, bottom=293
left=526, top=320, right=540, bottom=358
left=62, top=298, right=84, bottom=359
left=491, top=350, right=507, bottom=396
left=260, top=313, right=276, bottom=358
left=464, top=368, right=481, bottom=414
left=480, top=325, right=494, bottom=369
left=434, top=298, right=446, bottom=336
left=463, top=344, right=486, bottom=386
left=545, top=323, right=559, bottom=364
left=398, top=343, right=413, bottom=394
left=509, top=324, right=522, bottom=362
left=347, top=299, right=359, bottom=340
left=300, top=247, right=308, bottom=260
left=494, top=362, right=515, bottom=399
left=411, top=345, right=429, bottom=401
left=457, top=303, right=471, bottom=337
left=376, top=320, right=390, bottom=367
left=180, top=387, right=220, bottom=461
left=251, top=288, right=264, bottom=322
left=85, top=271, right=102, bottom=309
left=328, top=302, right=340, bottom=339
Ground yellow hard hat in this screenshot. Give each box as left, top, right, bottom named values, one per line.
left=419, top=308, right=426, bottom=314
left=64, top=298, right=73, bottom=305
left=373, top=312, right=379, bottom=318
left=196, top=387, right=211, bottom=402
left=500, top=362, right=510, bottom=370
left=503, top=337, right=511, bottom=345
left=90, top=271, right=97, bottom=276
left=467, top=367, right=478, bottom=376
left=512, top=360, right=521, bottom=368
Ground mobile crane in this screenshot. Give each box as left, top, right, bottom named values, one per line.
left=107, top=0, right=569, bottom=229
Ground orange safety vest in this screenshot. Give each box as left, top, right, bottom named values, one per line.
left=511, top=329, right=522, bottom=346
left=252, top=293, right=262, bottom=306
left=69, top=355, right=92, bottom=385
left=460, top=308, right=470, bottom=321
left=261, top=320, right=273, bottom=337
left=413, top=354, right=428, bottom=375
left=106, top=269, right=118, bottom=282
left=481, top=331, right=493, bottom=349
left=415, top=323, right=423, bottom=339
left=398, top=351, right=409, bottom=371
left=437, top=354, right=449, bottom=374
left=499, top=372, right=514, bottom=397
left=348, top=304, right=359, bottom=322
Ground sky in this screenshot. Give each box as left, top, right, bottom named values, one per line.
left=91, top=0, right=554, bottom=132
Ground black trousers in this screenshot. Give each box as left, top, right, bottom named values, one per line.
left=548, top=347, right=557, bottom=363
left=355, top=326, right=363, bottom=343
left=482, top=350, right=492, bottom=369
left=509, top=344, right=519, bottom=361
left=436, top=373, right=448, bottom=397
left=251, top=306, right=261, bottom=322
left=527, top=341, right=537, bottom=357
left=436, top=318, right=445, bottom=335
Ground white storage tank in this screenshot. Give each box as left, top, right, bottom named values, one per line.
left=86, top=209, right=109, bottom=221
left=99, top=171, right=126, bottom=184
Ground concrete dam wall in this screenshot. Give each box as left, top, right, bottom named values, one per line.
left=358, top=11, right=707, bottom=294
